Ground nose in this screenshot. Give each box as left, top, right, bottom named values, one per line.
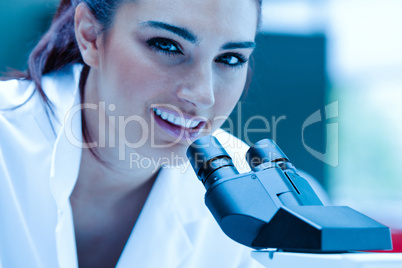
left=176, top=63, right=215, bottom=110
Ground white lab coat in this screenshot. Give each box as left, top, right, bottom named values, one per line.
left=0, top=64, right=263, bottom=268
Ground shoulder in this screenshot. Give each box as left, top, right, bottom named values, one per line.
left=0, top=64, right=83, bottom=150
left=0, top=78, right=35, bottom=110
left=40, top=64, right=83, bottom=109
left=0, top=64, right=82, bottom=112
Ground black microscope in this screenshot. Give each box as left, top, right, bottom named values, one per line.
left=186, top=136, right=392, bottom=253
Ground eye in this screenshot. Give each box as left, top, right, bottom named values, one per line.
left=147, top=37, right=183, bottom=55
left=216, top=53, right=248, bottom=68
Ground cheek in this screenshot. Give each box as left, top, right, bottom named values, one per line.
left=98, top=42, right=173, bottom=109
left=215, top=69, right=247, bottom=112
left=211, top=68, right=248, bottom=127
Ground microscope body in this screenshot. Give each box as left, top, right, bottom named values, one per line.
left=187, top=136, right=392, bottom=252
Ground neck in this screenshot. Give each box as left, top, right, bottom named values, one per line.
left=74, top=147, right=159, bottom=201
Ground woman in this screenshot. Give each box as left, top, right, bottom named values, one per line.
left=0, top=0, right=263, bottom=267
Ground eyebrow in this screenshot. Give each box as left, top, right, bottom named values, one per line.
left=139, top=21, right=198, bottom=43
left=222, top=41, right=256, bottom=50
left=139, top=20, right=256, bottom=50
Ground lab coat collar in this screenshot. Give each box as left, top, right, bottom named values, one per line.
left=48, top=64, right=83, bottom=215
left=46, top=64, right=83, bottom=268
left=117, top=167, right=197, bottom=268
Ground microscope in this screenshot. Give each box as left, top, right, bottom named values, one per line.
left=187, top=136, right=401, bottom=267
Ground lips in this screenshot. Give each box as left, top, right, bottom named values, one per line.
left=153, top=107, right=202, bottom=129
left=151, top=107, right=206, bottom=140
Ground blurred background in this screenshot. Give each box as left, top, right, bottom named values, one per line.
left=1, top=0, right=401, bottom=251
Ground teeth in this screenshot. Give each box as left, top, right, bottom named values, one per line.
left=185, top=120, right=192, bottom=128
left=161, top=111, right=168, bottom=120
left=153, top=108, right=200, bottom=129
left=167, top=113, right=175, bottom=123
left=190, top=120, right=198, bottom=128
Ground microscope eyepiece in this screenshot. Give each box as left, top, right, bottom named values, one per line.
left=246, top=139, right=290, bottom=172
left=187, top=136, right=239, bottom=189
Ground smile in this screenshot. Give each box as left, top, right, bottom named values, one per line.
left=152, top=107, right=202, bottom=129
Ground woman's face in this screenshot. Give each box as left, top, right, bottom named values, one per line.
left=86, top=0, right=258, bottom=163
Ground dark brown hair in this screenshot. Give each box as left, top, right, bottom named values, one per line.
left=24, top=0, right=123, bottom=111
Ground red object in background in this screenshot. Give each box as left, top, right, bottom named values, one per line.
left=369, top=229, right=402, bottom=253
left=391, top=230, right=402, bottom=252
